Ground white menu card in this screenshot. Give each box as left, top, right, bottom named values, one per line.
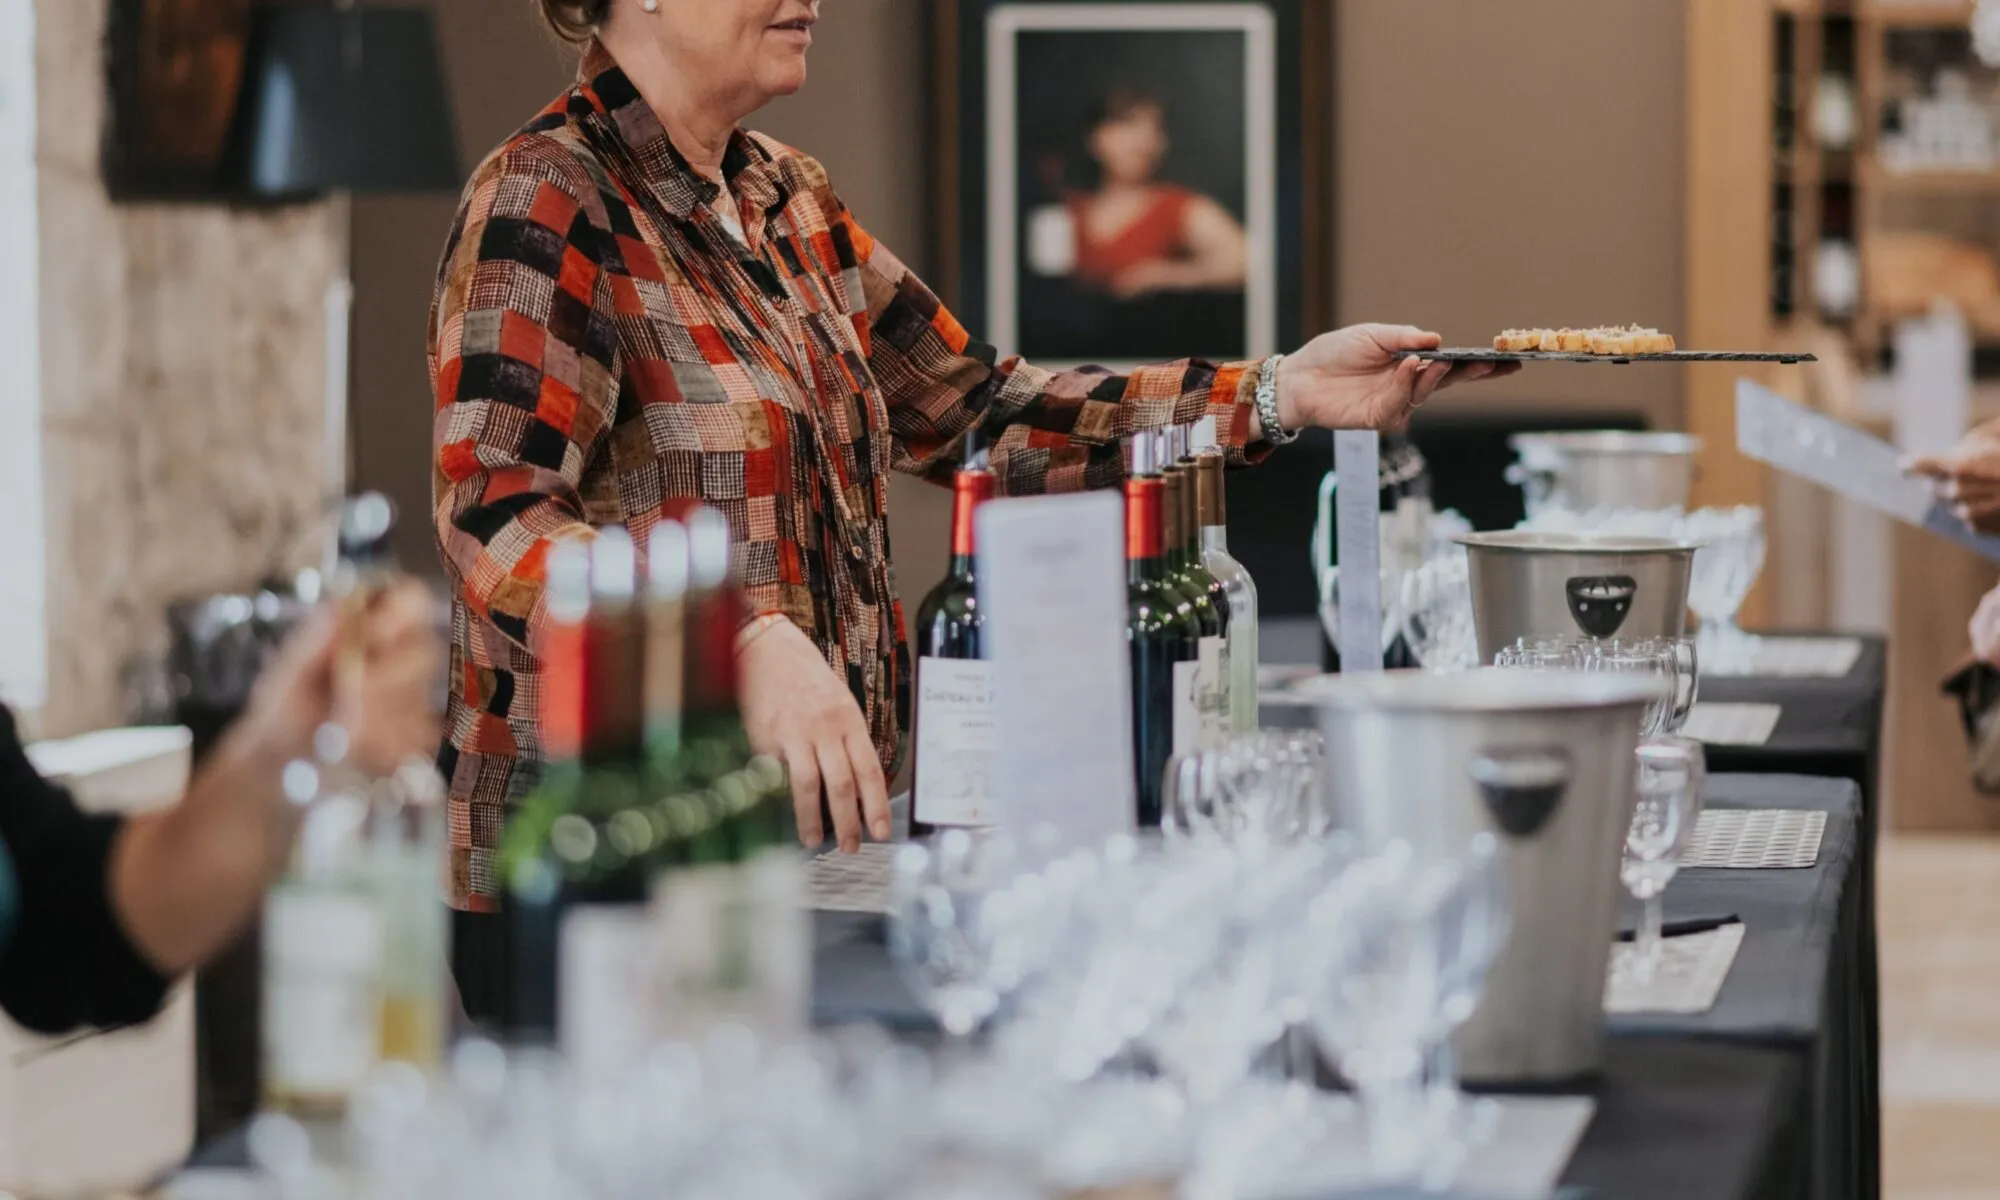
left=976, top=490, right=1136, bottom=855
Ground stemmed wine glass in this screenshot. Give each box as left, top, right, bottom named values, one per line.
left=1418, top=832, right=1511, bottom=1186
left=1305, top=841, right=1452, bottom=1182
left=1621, top=736, right=1708, bottom=980
left=889, top=829, right=1021, bottom=1053
left=1401, top=551, right=1478, bottom=673
left=1492, top=636, right=1587, bottom=670
left=1685, top=506, right=1767, bottom=673
left=1581, top=640, right=1676, bottom=736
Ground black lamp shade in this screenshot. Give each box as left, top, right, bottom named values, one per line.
left=233, top=4, right=461, bottom=196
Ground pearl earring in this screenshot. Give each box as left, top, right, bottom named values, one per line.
left=641, top=0, right=658, bottom=10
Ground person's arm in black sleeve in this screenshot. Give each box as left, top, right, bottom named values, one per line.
left=0, top=706, right=168, bottom=1034
left=0, top=582, right=446, bottom=1036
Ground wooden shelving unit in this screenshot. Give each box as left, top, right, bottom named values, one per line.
left=1693, top=0, right=2000, bottom=833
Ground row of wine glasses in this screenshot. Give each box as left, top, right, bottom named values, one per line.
left=886, top=780, right=1514, bottom=1194
left=1492, top=635, right=1699, bottom=738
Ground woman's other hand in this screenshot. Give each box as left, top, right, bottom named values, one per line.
left=1907, top=427, right=2000, bottom=533
left=738, top=618, right=891, bottom=853
left=242, top=580, right=445, bottom=774
left=1274, top=324, right=1518, bottom=435
left=1972, top=584, right=2000, bottom=667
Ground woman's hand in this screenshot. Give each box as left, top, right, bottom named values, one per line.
left=114, top=580, right=445, bottom=977
left=1972, top=585, right=2000, bottom=667
left=1907, top=427, right=2000, bottom=533
left=738, top=618, right=891, bottom=852
left=1273, top=324, right=1517, bottom=435
left=241, top=580, right=445, bottom=774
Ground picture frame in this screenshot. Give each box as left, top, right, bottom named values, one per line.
left=931, top=0, right=1332, bottom=366
left=103, top=0, right=256, bottom=199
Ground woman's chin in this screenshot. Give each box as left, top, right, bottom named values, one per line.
left=758, top=62, right=809, bottom=99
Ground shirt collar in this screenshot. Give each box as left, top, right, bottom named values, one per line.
left=575, top=39, right=787, bottom=225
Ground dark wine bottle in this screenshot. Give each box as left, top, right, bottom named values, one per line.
left=503, top=530, right=648, bottom=1046
left=910, top=440, right=996, bottom=836
left=1127, top=436, right=1198, bottom=827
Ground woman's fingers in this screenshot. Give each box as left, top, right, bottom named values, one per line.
left=786, top=741, right=825, bottom=847
left=1410, top=360, right=1453, bottom=410
left=846, top=726, right=893, bottom=842
left=816, top=738, right=863, bottom=853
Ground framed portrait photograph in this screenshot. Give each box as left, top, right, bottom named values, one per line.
left=103, top=0, right=256, bottom=199
left=934, top=0, right=1331, bottom=367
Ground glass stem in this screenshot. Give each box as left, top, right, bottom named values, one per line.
left=1425, top=1037, right=1458, bottom=1110
left=1638, top=893, right=1665, bottom=977
left=1285, top=1023, right=1316, bottom=1086
left=1358, top=1070, right=1425, bottom=1182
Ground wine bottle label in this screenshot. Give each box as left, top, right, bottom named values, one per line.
left=654, top=854, right=810, bottom=1042
left=1198, top=635, right=1230, bottom=747
left=913, top=657, right=996, bottom=826
left=560, top=904, right=658, bottom=1081
left=1173, top=658, right=1201, bottom=755
left=262, top=888, right=384, bottom=1099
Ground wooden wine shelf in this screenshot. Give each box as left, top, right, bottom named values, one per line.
left=1864, top=164, right=2000, bottom=192
left=1863, top=1, right=1976, bottom=27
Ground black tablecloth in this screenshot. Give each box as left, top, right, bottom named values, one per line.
left=1698, top=637, right=1885, bottom=1200
left=1698, top=636, right=1885, bottom=802
left=1611, top=775, right=1867, bottom=1200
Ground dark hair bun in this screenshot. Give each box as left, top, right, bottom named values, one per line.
left=537, top=0, right=609, bottom=43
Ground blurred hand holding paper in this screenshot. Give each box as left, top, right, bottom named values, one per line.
left=1735, top=377, right=2000, bottom=562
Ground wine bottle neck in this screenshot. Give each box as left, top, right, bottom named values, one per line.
left=948, top=468, right=994, bottom=573
left=1125, top=477, right=1164, bottom=580
left=580, top=608, right=646, bottom=766
left=1194, top=453, right=1227, bottom=528
left=1201, top=525, right=1230, bottom=556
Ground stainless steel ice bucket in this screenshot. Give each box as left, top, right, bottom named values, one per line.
left=1305, top=669, right=1663, bottom=1083
left=1456, top=531, right=1697, bottom=662
left=1508, top=431, right=1701, bottom=517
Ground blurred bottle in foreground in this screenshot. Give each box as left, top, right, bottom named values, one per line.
left=262, top=495, right=449, bottom=1118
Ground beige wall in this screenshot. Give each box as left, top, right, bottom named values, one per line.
left=35, top=0, right=340, bottom=737
left=1338, top=0, right=1687, bottom=428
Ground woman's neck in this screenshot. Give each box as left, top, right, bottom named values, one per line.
left=598, top=26, right=754, bottom=183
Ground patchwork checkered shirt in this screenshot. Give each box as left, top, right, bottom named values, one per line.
left=428, top=42, right=1271, bottom=910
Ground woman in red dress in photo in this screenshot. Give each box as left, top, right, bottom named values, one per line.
left=1064, top=87, right=1250, bottom=301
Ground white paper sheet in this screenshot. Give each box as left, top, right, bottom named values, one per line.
left=803, top=843, right=898, bottom=914
left=1682, top=702, right=1784, bottom=747
left=1605, top=922, right=1746, bottom=1015
left=976, top=491, right=1136, bottom=855
left=1701, top=635, right=1864, bottom=679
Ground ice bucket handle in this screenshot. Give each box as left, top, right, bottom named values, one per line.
left=1467, top=747, right=1574, bottom=839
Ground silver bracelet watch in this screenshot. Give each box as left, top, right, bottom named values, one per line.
left=1254, top=353, right=1298, bottom=446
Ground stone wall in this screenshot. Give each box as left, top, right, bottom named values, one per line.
left=33, top=0, right=339, bottom=738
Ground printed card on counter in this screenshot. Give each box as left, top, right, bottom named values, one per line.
left=976, top=491, right=1135, bottom=856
